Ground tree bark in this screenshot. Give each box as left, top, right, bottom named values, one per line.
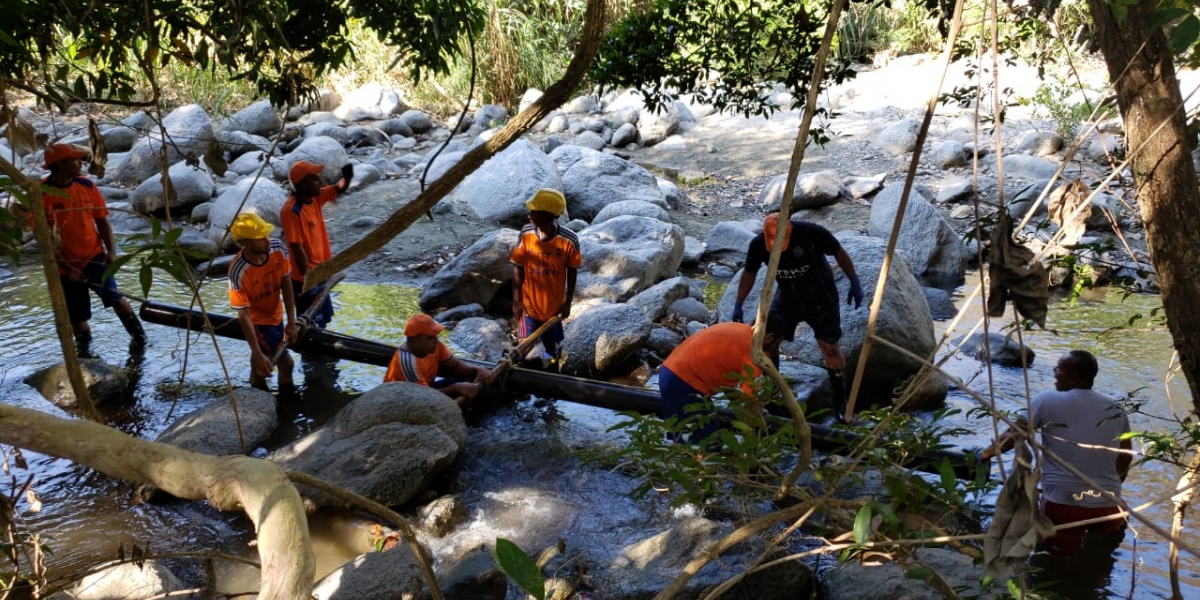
left=0, top=403, right=314, bottom=600
left=1085, top=0, right=1200, bottom=416
left=304, top=0, right=609, bottom=290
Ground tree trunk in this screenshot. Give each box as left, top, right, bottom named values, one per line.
left=1085, top=0, right=1200, bottom=416
left=304, top=0, right=609, bottom=289
left=0, top=403, right=314, bottom=600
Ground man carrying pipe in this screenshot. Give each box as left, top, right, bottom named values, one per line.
left=510, top=188, right=581, bottom=369
left=384, top=314, right=496, bottom=406
left=228, top=213, right=298, bottom=392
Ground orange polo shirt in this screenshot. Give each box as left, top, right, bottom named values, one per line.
left=228, top=238, right=292, bottom=325
left=662, top=322, right=762, bottom=396
left=40, top=177, right=107, bottom=273
left=510, top=224, right=583, bottom=321
left=280, top=185, right=338, bottom=282
left=384, top=341, right=453, bottom=385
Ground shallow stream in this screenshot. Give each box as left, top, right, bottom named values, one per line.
left=0, top=262, right=1196, bottom=599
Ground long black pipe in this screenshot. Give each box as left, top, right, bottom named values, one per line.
left=140, top=301, right=989, bottom=480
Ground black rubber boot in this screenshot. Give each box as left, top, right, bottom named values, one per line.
left=74, top=330, right=94, bottom=359
left=119, top=311, right=147, bottom=346
left=827, top=368, right=846, bottom=423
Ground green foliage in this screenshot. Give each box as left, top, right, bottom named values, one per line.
left=1026, top=80, right=1096, bottom=139
left=492, top=538, right=546, bottom=600
left=103, top=216, right=207, bottom=299
left=591, top=0, right=855, bottom=118
left=0, top=176, right=29, bottom=266
left=836, top=2, right=893, bottom=62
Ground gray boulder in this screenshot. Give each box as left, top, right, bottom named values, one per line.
left=334, top=82, right=388, bottom=121
left=190, top=202, right=213, bottom=224
left=1016, top=130, right=1064, bottom=156
left=758, top=170, right=845, bottom=211
left=206, top=177, right=290, bottom=248
left=228, top=151, right=280, bottom=176
left=153, top=388, right=277, bottom=457
left=998, top=153, right=1063, bottom=180
left=868, top=184, right=968, bottom=281
left=100, top=125, right=138, bottom=152
left=379, top=118, right=414, bottom=137
left=285, top=136, right=350, bottom=184
left=567, top=130, right=606, bottom=151
left=312, top=547, right=427, bottom=600
left=449, top=317, right=511, bottom=362
left=936, top=176, right=974, bottom=204
left=448, top=139, right=562, bottom=227
left=303, top=123, right=349, bottom=145
left=719, top=234, right=937, bottom=402
left=932, top=140, right=968, bottom=169
left=130, top=161, right=215, bottom=214
left=645, top=326, right=684, bottom=357
left=223, top=100, right=281, bottom=136
left=628, top=276, right=698, bottom=322
left=25, top=359, right=128, bottom=409
left=176, top=229, right=220, bottom=262
left=400, top=109, right=434, bottom=134
left=270, top=382, right=467, bottom=508
left=560, top=303, right=651, bottom=377
left=922, top=287, right=958, bottom=320
left=823, top=548, right=991, bottom=600
left=657, top=177, right=686, bottom=210
left=576, top=216, right=685, bottom=302
left=682, top=236, right=705, bottom=266
left=560, top=147, right=665, bottom=220
left=435, top=303, right=486, bottom=323
left=952, top=333, right=1036, bottom=367
left=110, top=104, right=214, bottom=185
left=54, top=561, right=192, bottom=600
left=347, top=125, right=390, bottom=148
left=105, top=201, right=149, bottom=233
left=637, top=108, right=680, bottom=147
left=611, top=122, right=638, bottom=147
left=593, top=199, right=671, bottom=224
left=876, top=118, right=921, bottom=155
left=845, top=173, right=887, bottom=199
left=519, top=88, right=544, bottom=113
left=474, top=104, right=508, bottom=129
left=218, top=130, right=274, bottom=158
left=547, top=144, right=586, bottom=174
left=415, top=150, right=466, bottom=185
left=420, top=229, right=519, bottom=312
left=700, top=219, right=759, bottom=263
left=666, top=297, right=710, bottom=324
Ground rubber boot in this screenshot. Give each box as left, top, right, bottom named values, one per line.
left=827, top=368, right=847, bottom=423
left=119, top=311, right=147, bottom=346
left=74, top=330, right=95, bottom=359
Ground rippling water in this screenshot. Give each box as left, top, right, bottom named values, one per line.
left=1, top=262, right=1197, bottom=599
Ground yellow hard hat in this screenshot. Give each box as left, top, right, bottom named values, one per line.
left=525, top=188, right=567, bottom=216
left=230, top=212, right=274, bottom=240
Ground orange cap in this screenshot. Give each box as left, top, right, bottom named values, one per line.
left=763, top=212, right=792, bottom=253
left=44, top=144, right=88, bottom=167
left=404, top=313, right=446, bottom=337
left=289, top=160, right=325, bottom=186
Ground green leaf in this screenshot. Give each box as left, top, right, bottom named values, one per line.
left=852, top=504, right=872, bottom=544
left=1169, top=15, right=1200, bottom=55
left=164, top=226, right=183, bottom=246
left=139, top=263, right=153, bottom=298
left=492, top=539, right=545, bottom=600
left=1156, top=7, right=1190, bottom=27
left=905, top=566, right=933, bottom=581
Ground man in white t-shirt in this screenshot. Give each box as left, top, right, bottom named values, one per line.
left=983, top=349, right=1133, bottom=556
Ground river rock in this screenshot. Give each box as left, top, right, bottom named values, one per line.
left=109, top=104, right=215, bottom=185
left=998, top=153, right=1062, bottom=180
left=780, top=360, right=834, bottom=408
left=100, top=125, right=139, bottom=152
left=611, top=122, right=638, bottom=147
left=175, top=229, right=220, bottom=262
left=682, top=236, right=705, bottom=267
left=868, top=184, right=969, bottom=281
left=637, top=107, right=680, bottom=147
left=567, top=130, right=606, bottom=151
left=420, top=229, right=519, bottom=312
left=474, top=104, right=508, bottom=129
left=449, top=317, right=510, bottom=362
left=560, top=148, right=666, bottom=220
left=380, top=117, right=414, bottom=138
left=845, top=173, right=887, bottom=199
left=435, top=303, right=486, bottom=324
left=1112, top=260, right=1158, bottom=292
left=447, top=139, right=562, bottom=227
left=952, top=332, right=1036, bottom=367
left=876, top=118, right=921, bottom=155
left=299, top=111, right=342, bottom=127
left=303, top=123, right=349, bottom=145
left=645, top=326, right=684, bottom=356
left=154, top=387, right=278, bottom=456
left=415, top=150, right=466, bottom=185
left=1016, top=130, right=1063, bottom=156
left=400, top=109, right=434, bottom=134
left=206, top=177, right=290, bottom=248
left=130, top=161, right=215, bottom=215
left=593, top=199, right=671, bottom=224
left=758, top=169, right=845, bottom=211
left=628, top=276, right=700, bottom=322
left=228, top=151, right=280, bottom=176
left=25, top=359, right=129, bottom=409
left=52, top=561, right=192, bottom=600
left=719, top=234, right=937, bottom=403
left=666, top=297, right=710, bottom=324
left=576, top=216, right=685, bottom=302
left=218, top=130, right=274, bottom=158
left=1084, top=132, right=1124, bottom=162
left=560, top=303, right=651, bottom=378
left=106, top=201, right=150, bottom=233
left=270, top=382, right=468, bottom=509
left=285, top=136, right=350, bottom=184
left=700, top=219, right=759, bottom=263
left=313, top=546, right=428, bottom=600
left=937, top=176, right=974, bottom=204
left=922, top=287, right=958, bottom=320
left=223, top=99, right=282, bottom=136
left=932, top=140, right=968, bottom=168
left=823, top=548, right=989, bottom=600
left=347, top=125, right=390, bottom=148
left=418, top=495, right=468, bottom=537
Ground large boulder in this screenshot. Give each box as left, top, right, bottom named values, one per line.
left=130, top=161, right=215, bottom=215
left=952, top=332, right=1036, bottom=367
left=628, top=276, right=700, bottom=322
left=53, top=561, right=191, bottom=600
left=448, top=317, right=511, bottom=362
left=560, top=148, right=665, bottom=221
left=222, top=99, right=282, bottom=136
left=284, top=136, right=350, bottom=184
left=868, top=184, right=969, bottom=282
left=637, top=107, right=680, bottom=147
left=206, top=177, right=290, bottom=248
left=447, top=139, right=563, bottom=227
left=876, top=118, right=921, bottom=156
left=576, top=216, right=685, bottom=302
left=758, top=170, right=845, bottom=211
left=718, top=234, right=938, bottom=404
left=269, top=382, right=467, bottom=508
left=218, top=130, right=274, bottom=158
left=109, top=104, right=215, bottom=185
left=419, top=229, right=519, bottom=312
left=560, top=303, right=651, bottom=377
left=592, top=199, right=671, bottom=224
left=101, top=125, right=139, bottom=152
left=700, top=219, right=760, bottom=263
left=24, top=359, right=129, bottom=409
left=154, top=388, right=279, bottom=456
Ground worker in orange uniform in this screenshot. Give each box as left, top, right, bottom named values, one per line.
left=228, top=213, right=298, bottom=391
left=280, top=160, right=353, bottom=329
left=385, top=314, right=496, bottom=406
left=510, top=188, right=582, bottom=368
left=659, top=314, right=790, bottom=442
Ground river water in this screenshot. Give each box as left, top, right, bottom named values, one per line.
left=0, top=261, right=1196, bottom=599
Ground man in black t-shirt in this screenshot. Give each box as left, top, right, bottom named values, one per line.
left=730, top=212, right=864, bottom=420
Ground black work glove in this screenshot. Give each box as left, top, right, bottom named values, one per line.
left=340, top=163, right=354, bottom=185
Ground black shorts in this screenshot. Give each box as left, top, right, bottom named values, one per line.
left=61, top=254, right=124, bottom=324
left=770, top=295, right=842, bottom=343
